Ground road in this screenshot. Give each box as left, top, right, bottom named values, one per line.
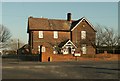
left=2, top=59, right=120, bottom=79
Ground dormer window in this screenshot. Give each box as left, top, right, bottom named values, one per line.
left=81, top=31, right=86, bottom=39
left=54, top=31, right=58, bottom=39
left=39, top=31, right=43, bottom=38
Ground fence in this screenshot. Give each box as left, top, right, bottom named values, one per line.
left=2, top=53, right=81, bottom=62
left=96, top=48, right=120, bottom=54
left=2, top=54, right=40, bottom=62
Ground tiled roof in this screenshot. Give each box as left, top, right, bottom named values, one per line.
left=28, top=17, right=71, bottom=31
left=28, top=16, right=96, bottom=32
left=70, top=19, right=82, bottom=30
left=58, top=39, right=69, bottom=48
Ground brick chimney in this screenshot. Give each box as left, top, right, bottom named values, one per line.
left=67, top=13, right=72, bottom=21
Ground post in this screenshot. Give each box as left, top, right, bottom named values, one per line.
left=74, top=53, right=81, bottom=61
left=17, top=39, right=20, bottom=49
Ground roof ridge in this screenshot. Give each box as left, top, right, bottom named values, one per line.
left=49, top=18, right=67, bottom=21
left=29, top=17, right=48, bottom=20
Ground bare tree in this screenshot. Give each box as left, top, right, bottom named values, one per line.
left=94, top=24, right=120, bottom=54
left=0, top=24, right=11, bottom=42
left=0, top=24, right=12, bottom=49
left=7, top=39, right=25, bottom=51
left=95, top=24, right=120, bottom=47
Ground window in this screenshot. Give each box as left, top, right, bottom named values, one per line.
left=38, top=46, right=46, bottom=52
left=54, top=31, right=58, bottom=39
left=39, top=31, right=43, bottom=38
left=81, top=44, right=87, bottom=54
left=81, top=31, right=86, bottom=39
left=42, top=46, right=46, bottom=52
left=38, top=46, right=40, bottom=52
left=83, top=25, right=85, bottom=27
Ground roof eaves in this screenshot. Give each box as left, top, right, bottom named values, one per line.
left=62, top=40, right=77, bottom=48
left=82, top=17, right=97, bottom=32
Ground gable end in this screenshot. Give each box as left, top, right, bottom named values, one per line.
left=71, top=17, right=96, bottom=32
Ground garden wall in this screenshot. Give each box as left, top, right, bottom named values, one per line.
left=41, top=51, right=119, bottom=62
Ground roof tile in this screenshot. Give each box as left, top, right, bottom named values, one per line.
left=28, top=17, right=71, bottom=31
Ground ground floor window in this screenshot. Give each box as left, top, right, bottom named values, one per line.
left=38, top=46, right=40, bottom=52
left=42, top=46, right=46, bottom=52
left=38, top=46, right=46, bottom=52
left=62, top=48, right=69, bottom=54
left=81, top=44, right=87, bottom=54
left=61, top=47, right=75, bottom=54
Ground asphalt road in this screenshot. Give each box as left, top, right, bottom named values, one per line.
left=2, top=59, right=120, bottom=79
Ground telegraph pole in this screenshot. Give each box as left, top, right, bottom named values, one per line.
left=17, top=39, right=20, bottom=49
left=17, top=39, right=20, bottom=63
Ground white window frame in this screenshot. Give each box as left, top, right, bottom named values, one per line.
left=81, top=31, right=86, bottom=39
left=39, top=31, right=43, bottom=38
left=54, top=31, right=58, bottom=39
left=38, top=46, right=40, bottom=52
left=81, top=44, right=87, bottom=54
left=42, top=46, right=46, bottom=52
left=38, top=46, right=46, bottom=52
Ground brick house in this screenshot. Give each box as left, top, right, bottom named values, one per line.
left=27, top=13, right=96, bottom=55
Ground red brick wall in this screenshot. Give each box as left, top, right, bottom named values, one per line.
left=72, top=19, right=96, bottom=44
left=41, top=52, right=120, bottom=62
left=31, top=31, right=70, bottom=54
left=41, top=52, right=76, bottom=62
left=72, top=19, right=96, bottom=54
left=41, top=52, right=100, bottom=62
left=87, top=46, right=96, bottom=54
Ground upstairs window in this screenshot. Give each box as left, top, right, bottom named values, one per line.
left=39, top=31, right=43, bottom=38
left=81, top=31, right=86, bottom=39
left=54, top=31, right=58, bottom=39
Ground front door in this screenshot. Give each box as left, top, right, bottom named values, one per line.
left=68, top=47, right=71, bottom=54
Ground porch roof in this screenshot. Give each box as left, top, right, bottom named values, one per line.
left=58, top=39, right=77, bottom=48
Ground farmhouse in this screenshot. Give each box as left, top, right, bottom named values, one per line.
left=27, top=13, right=96, bottom=55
